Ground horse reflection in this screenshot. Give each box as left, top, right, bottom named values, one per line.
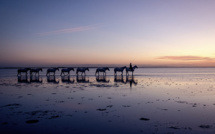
left=96, top=75, right=110, bottom=83
left=47, top=76, right=59, bottom=84
left=126, top=75, right=137, bottom=87
left=30, top=75, right=42, bottom=83
left=76, top=75, right=89, bottom=83
left=114, top=75, right=126, bottom=84
left=61, top=76, right=74, bottom=83
left=17, top=75, right=30, bottom=83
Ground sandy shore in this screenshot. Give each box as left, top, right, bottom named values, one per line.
left=1, top=68, right=215, bottom=134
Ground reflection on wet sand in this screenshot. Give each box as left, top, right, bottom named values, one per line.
left=61, top=76, right=74, bottom=83
left=114, top=75, right=125, bottom=84
left=47, top=76, right=59, bottom=84
left=96, top=75, right=110, bottom=83
left=16, top=75, right=137, bottom=88
left=126, top=75, right=137, bottom=87
left=76, top=75, right=89, bottom=83
left=17, top=75, right=30, bottom=83
left=30, top=75, right=42, bottom=83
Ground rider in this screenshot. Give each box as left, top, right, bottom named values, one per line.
left=130, top=63, right=133, bottom=71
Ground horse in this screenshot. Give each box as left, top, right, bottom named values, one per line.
left=46, top=68, right=59, bottom=76
left=76, top=67, right=89, bottom=75
left=17, top=68, right=31, bottom=76
left=126, top=65, right=138, bottom=75
left=61, top=67, right=74, bottom=76
left=30, top=68, right=43, bottom=76
left=114, top=66, right=126, bottom=75
left=95, top=67, right=110, bottom=76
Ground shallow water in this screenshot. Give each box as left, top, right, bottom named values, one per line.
left=1, top=68, right=215, bottom=134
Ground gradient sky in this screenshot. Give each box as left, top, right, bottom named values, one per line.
left=1, top=0, right=215, bottom=67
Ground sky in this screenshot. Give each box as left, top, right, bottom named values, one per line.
left=0, top=0, right=215, bottom=67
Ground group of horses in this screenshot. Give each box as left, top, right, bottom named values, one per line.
left=17, top=66, right=138, bottom=76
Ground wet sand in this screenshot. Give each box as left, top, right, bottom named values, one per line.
left=1, top=68, right=215, bottom=134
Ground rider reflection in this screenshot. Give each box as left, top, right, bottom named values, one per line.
left=126, top=75, right=137, bottom=88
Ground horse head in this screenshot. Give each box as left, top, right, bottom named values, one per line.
left=40, top=68, right=43, bottom=72
left=86, top=68, right=89, bottom=71
left=133, top=65, right=138, bottom=69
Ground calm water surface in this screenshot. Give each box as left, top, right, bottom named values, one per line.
left=1, top=68, right=215, bottom=134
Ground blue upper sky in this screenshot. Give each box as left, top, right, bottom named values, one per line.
left=1, top=0, right=215, bottom=67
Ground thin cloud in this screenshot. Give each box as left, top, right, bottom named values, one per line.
left=158, top=56, right=214, bottom=61
left=38, top=24, right=98, bottom=36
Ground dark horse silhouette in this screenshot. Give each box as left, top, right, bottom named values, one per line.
left=61, top=68, right=74, bottom=76
left=95, top=67, right=110, bottom=76
left=46, top=68, right=59, bottom=76
left=126, top=65, right=138, bottom=76
left=76, top=67, right=89, bottom=76
left=17, top=68, right=31, bottom=76
left=30, top=68, right=43, bottom=76
left=114, top=66, right=126, bottom=76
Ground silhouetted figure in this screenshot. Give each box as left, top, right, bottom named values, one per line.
left=130, top=63, right=133, bottom=71
left=61, top=75, right=74, bottom=83
left=95, top=67, right=110, bottom=76
left=126, top=65, right=138, bottom=76
left=47, top=76, right=59, bottom=84
left=76, top=75, right=89, bottom=83
left=96, top=75, right=110, bottom=83
left=61, top=68, right=74, bottom=76
left=30, top=75, right=42, bottom=83
left=17, top=68, right=31, bottom=76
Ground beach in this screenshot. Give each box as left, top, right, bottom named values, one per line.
left=1, top=68, right=215, bottom=134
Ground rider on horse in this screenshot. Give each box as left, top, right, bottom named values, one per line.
left=130, top=63, right=133, bottom=71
